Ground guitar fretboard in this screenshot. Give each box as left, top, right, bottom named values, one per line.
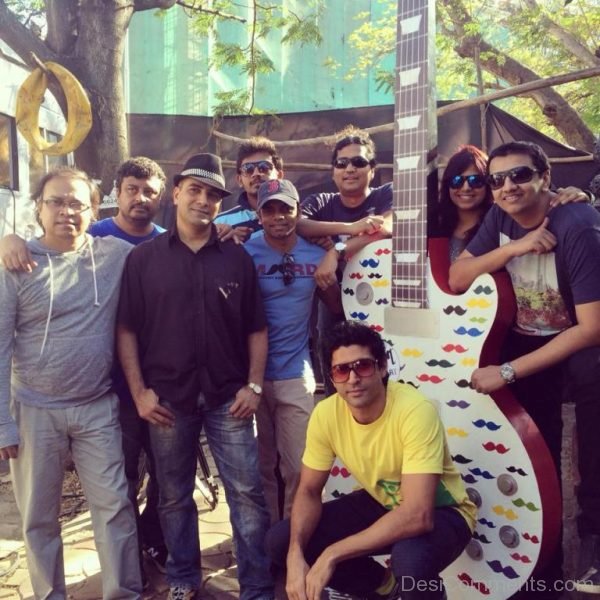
left=392, top=0, right=436, bottom=309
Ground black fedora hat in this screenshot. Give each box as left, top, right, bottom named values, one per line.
left=173, top=153, right=232, bottom=196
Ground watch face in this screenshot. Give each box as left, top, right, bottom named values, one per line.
left=500, top=364, right=515, bottom=383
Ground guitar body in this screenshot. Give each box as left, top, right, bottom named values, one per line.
left=324, top=237, right=560, bottom=599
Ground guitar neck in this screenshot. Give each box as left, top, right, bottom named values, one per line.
left=392, top=0, right=437, bottom=309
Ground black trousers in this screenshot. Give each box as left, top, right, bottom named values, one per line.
left=267, top=490, right=471, bottom=599
left=505, top=332, right=600, bottom=598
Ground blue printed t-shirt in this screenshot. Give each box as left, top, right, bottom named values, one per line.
left=89, top=217, right=165, bottom=245
left=466, top=203, right=600, bottom=336
left=244, top=234, right=325, bottom=380
left=301, top=182, right=393, bottom=243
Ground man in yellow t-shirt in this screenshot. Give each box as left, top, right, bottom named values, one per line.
left=267, top=321, right=475, bottom=600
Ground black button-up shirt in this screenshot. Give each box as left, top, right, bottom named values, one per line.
left=118, top=226, right=266, bottom=410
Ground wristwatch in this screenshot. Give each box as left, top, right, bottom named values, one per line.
left=499, top=362, right=517, bottom=384
left=334, top=241, right=347, bottom=260
left=247, top=382, right=263, bottom=395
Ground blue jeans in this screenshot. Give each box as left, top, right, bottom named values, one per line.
left=267, top=490, right=471, bottom=599
left=149, top=397, right=274, bottom=599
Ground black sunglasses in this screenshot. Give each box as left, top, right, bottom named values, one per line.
left=333, top=156, right=371, bottom=170
left=488, top=166, right=541, bottom=190
left=281, top=253, right=295, bottom=286
left=239, top=160, right=275, bottom=176
left=330, top=358, right=378, bottom=383
left=449, top=174, right=486, bottom=190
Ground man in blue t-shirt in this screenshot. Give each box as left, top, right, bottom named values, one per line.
left=449, top=141, right=600, bottom=596
left=245, top=179, right=342, bottom=524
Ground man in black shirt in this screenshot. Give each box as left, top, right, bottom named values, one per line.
left=117, top=153, right=273, bottom=600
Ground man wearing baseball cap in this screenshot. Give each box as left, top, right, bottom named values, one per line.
left=245, top=179, right=342, bottom=524
left=117, top=153, right=273, bottom=600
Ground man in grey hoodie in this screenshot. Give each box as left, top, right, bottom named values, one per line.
left=0, top=167, right=142, bottom=599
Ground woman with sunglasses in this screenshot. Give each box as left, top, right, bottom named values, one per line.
left=439, top=145, right=590, bottom=263
left=438, top=145, right=491, bottom=263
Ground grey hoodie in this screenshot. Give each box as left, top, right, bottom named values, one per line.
left=0, top=234, right=132, bottom=448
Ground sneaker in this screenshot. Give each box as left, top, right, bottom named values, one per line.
left=167, top=585, right=198, bottom=600
left=143, top=544, right=168, bottom=574
left=575, top=565, right=600, bottom=593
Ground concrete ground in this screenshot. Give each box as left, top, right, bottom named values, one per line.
left=0, top=449, right=238, bottom=600
left=0, top=404, right=594, bottom=599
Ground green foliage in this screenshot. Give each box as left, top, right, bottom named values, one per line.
left=182, top=0, right=324, bottom=116
left=333, top=0, right=599, bottom=144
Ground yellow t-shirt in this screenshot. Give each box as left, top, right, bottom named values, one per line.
left=303, top=380, right=476, bottom=531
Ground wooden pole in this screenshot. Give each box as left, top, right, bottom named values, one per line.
left=211, top=66, right=600, bottom=147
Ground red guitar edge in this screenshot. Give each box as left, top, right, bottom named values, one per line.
left=429, top=236, right=562, bottom=573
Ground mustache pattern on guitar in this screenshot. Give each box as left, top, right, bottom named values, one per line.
left=416, top=374, right=444, bottom=383
left=477, top=517, right=497, bottom=528
left=486, top=560, right=520, bottom=579
left=441, top=343, right=468, bottom=353
left=425, top=359, right=454, bottom=368
left=510, top=553, right=533, bottom=564
left=342, top=288, right=354, bottom=295
left=349, top=311, right=369, bottom=320
left=473, top=284, right=494, bottom=295
left=446, top=400, right=470, bottom=409
left=482, top=442, right=510, bottom=454
left=453, top=326, right=484, bottom=337
left=443, top=305, right=467, bottom=315
left=457, top=573, right=490, bottom=594
left=451, top=453, right=473, bottom=464
left=367, top=272, right=382, bottom=279
left=472, top=419, right=502, bottom=431
left=512, top=498, right=541, bottom=512
left=359, top=258, right=380, bottom=268
left=472, top=532, right=492, bottom=544
left=506, top=466, right=528, bottom=476
left=469, top=467, right=495, bottom=479
left=455, top=379, right=473, bottom=388
left=374, top=248, right=391, bottom=256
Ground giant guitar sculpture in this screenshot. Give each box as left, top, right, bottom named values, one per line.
left=324, top=1, right=561, bottom=598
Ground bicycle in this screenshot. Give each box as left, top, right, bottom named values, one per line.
left=137, top=433, right=219, bottom=511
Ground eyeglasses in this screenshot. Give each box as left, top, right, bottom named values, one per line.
left=332, top=156, right=371, bottom=170
left=281, top=253, right=295, bottom=286
left=330, top=358, right=378, bottom=383
left=488, top=166, right=541, bottom=190
left=239, top=160, right=275, bottom=176
left=449, top=174, right=486, bottom=190
left=42, top=198, right=91, bottom=213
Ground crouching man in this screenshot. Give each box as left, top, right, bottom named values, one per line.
left=267, top=322, right=475, bottom=600
left=0, top=167, right=141, bottom=599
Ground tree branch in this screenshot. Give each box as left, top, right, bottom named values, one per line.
left=176, top=0, right=246, bottom=22
left=520, top=0, right=599, bottom=68
left=134, top=0, right=177, bottom=11
left=439, top=0, right=595, bottom=151
left=0, top=0, right=56, bottom=68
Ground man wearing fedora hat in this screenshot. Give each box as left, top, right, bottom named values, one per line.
left=117, top=153, right=274, bottom=600
left=245, top=179, right=342, bottom=525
